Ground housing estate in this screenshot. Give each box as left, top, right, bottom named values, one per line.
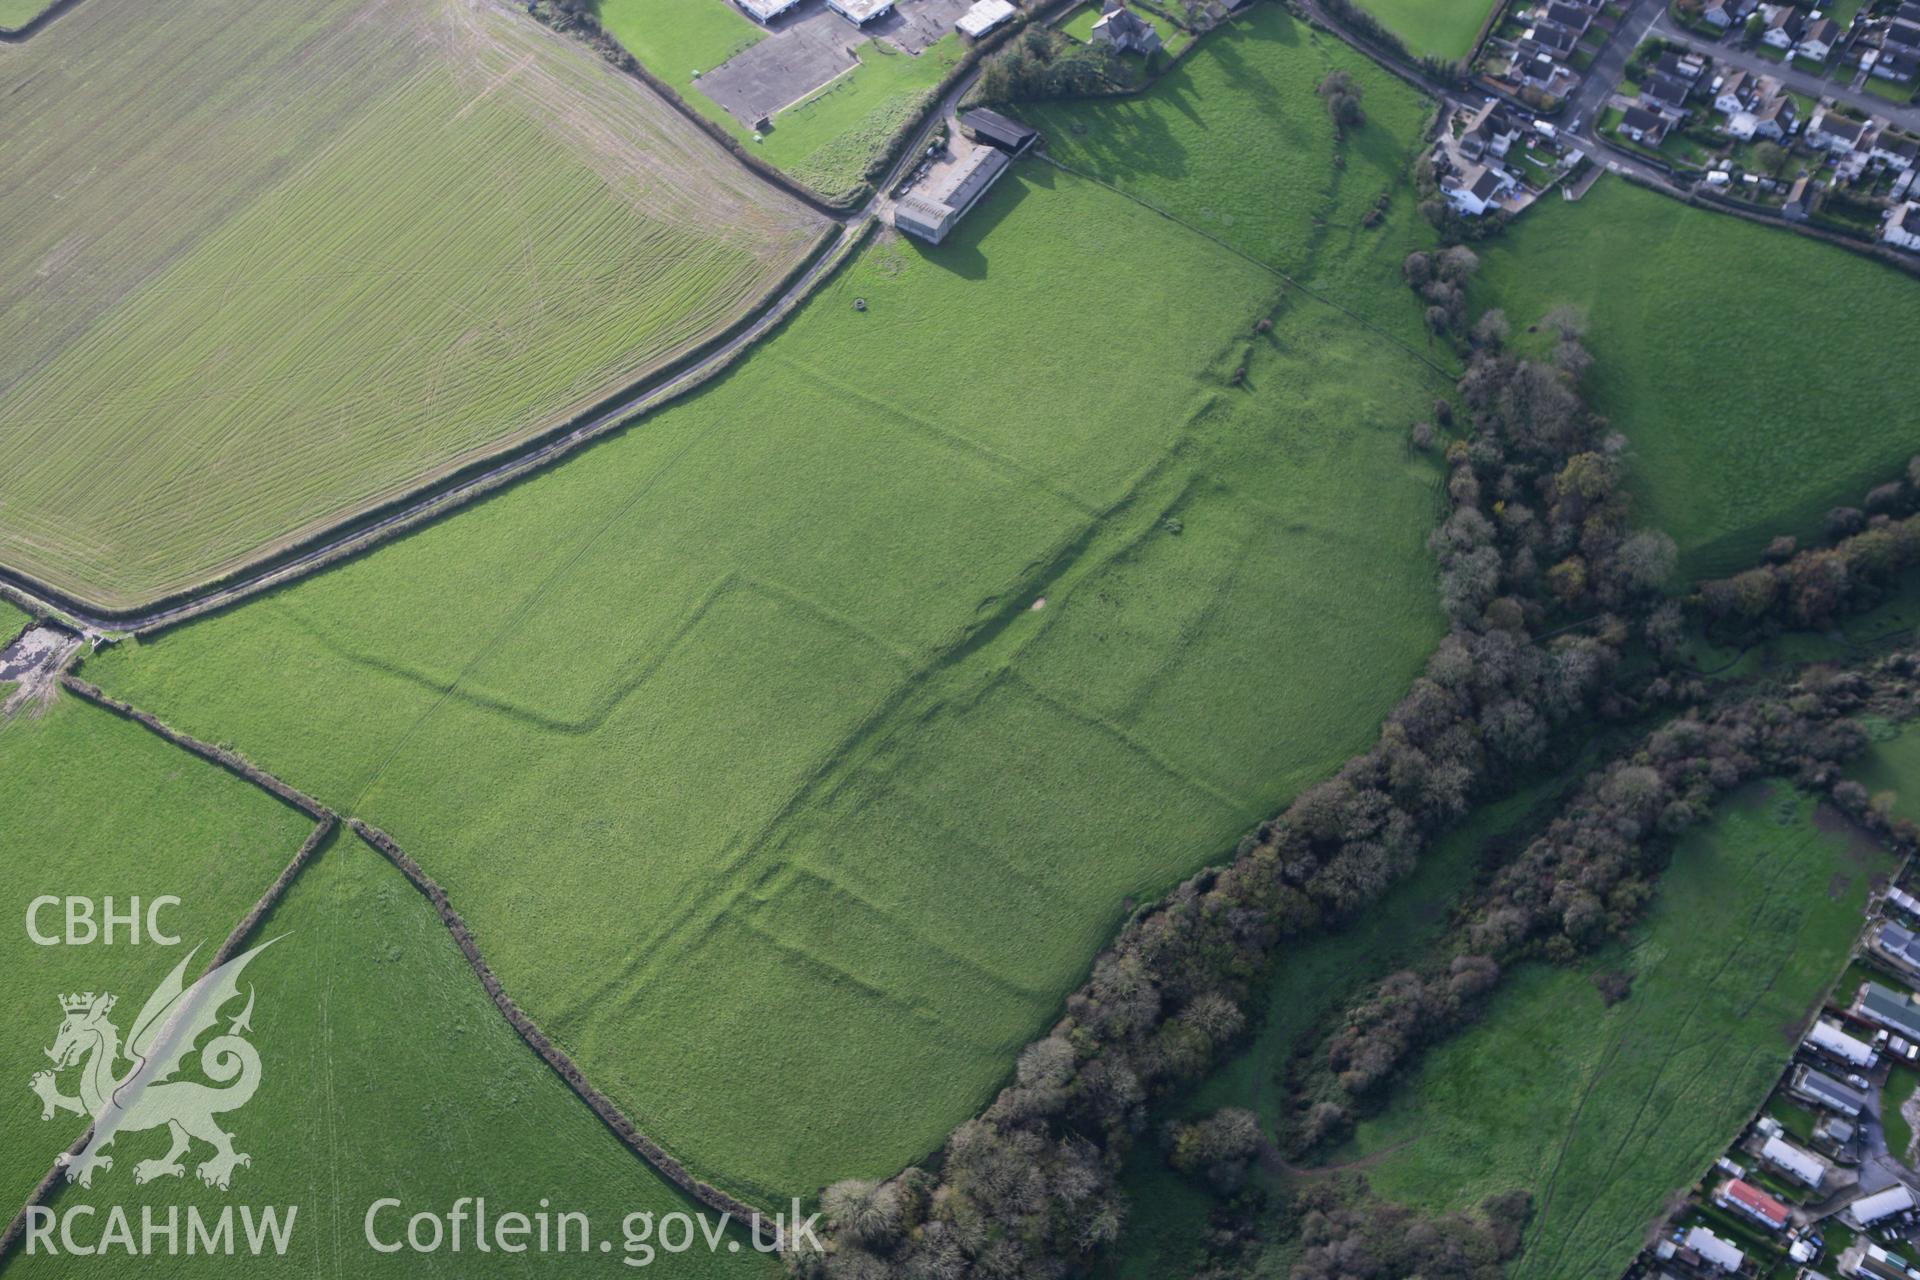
left=1683, top=1226, right=1747, bottom=1274
left=1714, top=1179, right=1791, bottom=1231
left=1845, top=1184, right=1918, bottom=1231
left=1856, top=982, right=1920, bottom=1041
left=1760, top=1133, right=1826, bottom=1189
left=1790, top=1064, right=1868, bottom=1117
left=1886, top=200, right=1920, bottom=249
left=1806, top=1016, right=1879, bottom=1070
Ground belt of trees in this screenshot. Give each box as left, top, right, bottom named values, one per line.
left=1699, top=462, right=1920, bottom=634
left=798, top=233, right=1688, bottom=1280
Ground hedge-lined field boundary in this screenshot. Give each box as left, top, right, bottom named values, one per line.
left=0, top=0, right=85, bottom=42
left=0, top=816, right=334, bottom=1263
left=59, top=676, right=328, bottom=818
left=345, top=820, right=777, bottom=1236
left=0, top=214, right=848, bottom=635
left=1, top=669, right=776, bottom=1257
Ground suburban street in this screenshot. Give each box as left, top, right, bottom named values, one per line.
left=1566, top=0, right=1666, bottom=139
left=1647, top=8, right=1920, bottom=133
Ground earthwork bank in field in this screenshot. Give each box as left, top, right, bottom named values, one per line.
left=0, top=0, right=824, bottom=612
left=1025, top=7, right=1444, bottom=353
left=1477, top=178, right=1920, bottom=578
left=87, top=148, right=1448, bottom=1204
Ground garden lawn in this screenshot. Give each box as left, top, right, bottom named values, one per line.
left=0, top=0, right=823, bottom=611
left=0, top=693, right=317, bottom=1226
left=1886, top=1067, right=1920, bottom=1165
left=9, top=833, right=778, bottom=1279
left=1867, top=75, right=1917, bottom=104
left=1353, top=0, right=1497, bottom=60
left=1324, top=783, right=1892, bottom=1280
left=1475, top=176, right=1920, bottom=578
left=86, top=164, right=1446, bottom=1205
left=1062, top=0, right=1181, bottom=48
left=1024, top=5, right=1442, bottom=353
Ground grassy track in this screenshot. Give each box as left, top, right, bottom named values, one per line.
left=1351, top=0, right=1497, bottom=61
left=86, top=164, right=1446, bottom=1202
left=0, top=695, right=316, bottom=1223
left=6, top=830, right=777, bottom=1278
left=0, top=0, right=823, bottom=611
left=1024, top=6, right=1442, bottom=352
left=1326, top=783, right=1889, bottom=1280
left=1476, top=178, right=1920, bottom=578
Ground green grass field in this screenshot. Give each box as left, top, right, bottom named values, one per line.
left=598, top=0, right=767, bottom=88
left=0, top=694, right=317, bottom=1224
left=0, top=0, right=823, bottom=611
left=8, top=832, right=777, bottom=1278
left=597, top=0, right=960, bottom=204
left=1887, top=1067, right=1920, bottom=1165
left=1352, top=0, right=1497, bottom=60
left=1323, top=783, right=1890, bottom=1280
left=85, top=162, right=1446, bottom=1204
left=0, top=0, right=52, bottom=29
left=1843, top=717, right=1920, bottom=824
left=1476, top=177, right=1920, bottom=578
left=759, top=37, right=963, bottom=201
left=1, top=599, right=29, bottom=641
left=1105, top=778, right=1562, bottom=1278
left=1024, top=6, right=1441, bottom=352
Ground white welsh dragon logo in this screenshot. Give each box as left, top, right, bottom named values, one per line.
left=28, top=939, right=278, bottom=1191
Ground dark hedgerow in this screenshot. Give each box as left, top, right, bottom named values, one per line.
left=800, top=275, right=1687, bottom=1278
